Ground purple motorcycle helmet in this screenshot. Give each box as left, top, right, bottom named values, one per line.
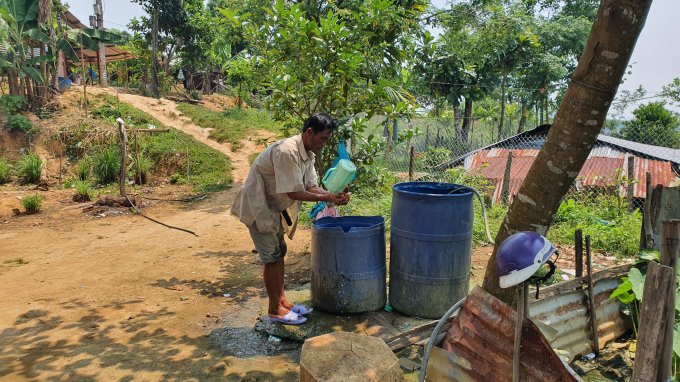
left=496, top=231, right=558, bottom=288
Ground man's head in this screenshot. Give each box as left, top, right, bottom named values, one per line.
left=302, top=113, right=335, bottom=153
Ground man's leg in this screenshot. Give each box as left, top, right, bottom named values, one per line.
left=278, top=258, right=294, bottom=310
left=248, top=223, right=288, bottom=318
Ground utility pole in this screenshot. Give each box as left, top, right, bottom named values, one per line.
left=93, top=0, right=107, bottom=87
left=151, top=0, right=159, bottom=98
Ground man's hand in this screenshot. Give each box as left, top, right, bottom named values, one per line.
left=325, top=191, right=350, bottom=206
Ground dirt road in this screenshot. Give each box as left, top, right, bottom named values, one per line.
left=0, top=88, right=310, bottom=381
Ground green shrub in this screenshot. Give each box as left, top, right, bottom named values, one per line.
left=73, top=180, right=92, bottom=202
left=131, top=155, right=151, bottom=184
left=93, top=148, right=120, bottom=184
left=6, top=114, right=33, bottom=133
left=170, top=172, right=187, bottom=185
left=0, top=95, right=27, bottom=115
left=189, top=91, right=203, bottom=101
left=18, top=153, right=42, bottom=184
left=75, top=157, right=91, bottom=181
left=21, top=194, right=43, bottom=214
left=0, top=157, right=10, bottom=183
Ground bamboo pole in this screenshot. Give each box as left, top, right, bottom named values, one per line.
left=79, top=33, right=88, bottom=118
left=512, top=281, right=529, bottom=382
left=117, top=119, right=127, bottom=195
left=575, top=229, right=584, bottom=278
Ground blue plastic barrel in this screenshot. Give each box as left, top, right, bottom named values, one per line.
left=57, top=77, right=72, bottom=93
left=389, top=182, right=474, bottom=319
left=311, top=216, right=387, bottom=314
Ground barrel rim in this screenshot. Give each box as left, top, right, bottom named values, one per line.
left=312, top=215, right=385, bottom=233
left=392, top=181, right=473, bottom=197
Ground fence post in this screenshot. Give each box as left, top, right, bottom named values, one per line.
left=575, top=229, right=583, bottom=277
left=657, top=220, right=680, bottom=382
left=627, top=155, right=635, bottom=212
left=117, top=118, right=127, bottom=195
left=643, top=172, right=654, bottom=249
left=409, top=146, right=415, bottom=182
left=501, top=151, right=513, bottom=204
left=586, top=235, right=599, bottom=356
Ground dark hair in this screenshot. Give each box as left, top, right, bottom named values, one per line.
left=303, top=113, right=336, bottom=134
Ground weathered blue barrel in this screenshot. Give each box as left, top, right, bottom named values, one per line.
left=389, top=182, right=474, bottom=319
left=311, top=216, right=387, bottom=314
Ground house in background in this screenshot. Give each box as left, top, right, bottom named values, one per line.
left=437, top=124, right=680, bottom=205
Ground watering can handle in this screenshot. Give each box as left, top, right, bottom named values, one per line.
left=322, top=167, right=336, bottom=184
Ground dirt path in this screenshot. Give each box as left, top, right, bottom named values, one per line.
left=0, top=88, right=310, bottom=381
left=88, top=87, right=276, bottom=183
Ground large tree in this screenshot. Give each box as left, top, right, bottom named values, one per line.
left=482, top=0, right=654, bottom=304
left=616, top=101, right=680, bottom=148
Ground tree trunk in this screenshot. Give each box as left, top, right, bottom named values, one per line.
left=481, top=0, right=654, bottom=305
left=460, top=98, right=473, bottom=144
left=518, top=103, right=527, bottom=134
left=498, top=75, right=507, bottom=139
left=38, top=44, right=47, bottom=107
left=453, top=101, right=461, bottom=138
left=7, top=69, right=20, bottom=96
left=544, top=98, right=549, bottom=124
left=151, top=1, right=159, bottom=98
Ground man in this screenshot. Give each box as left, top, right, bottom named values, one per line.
left=231, top=114, right=350, bottom=324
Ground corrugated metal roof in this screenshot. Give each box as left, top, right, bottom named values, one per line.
left=63, top=11, right=89, bottom=29
left=598, top=134, right=680, bottom=164
left=67, top=45, right=135, bottom=65
left=531, top=278, right=632, bottom=362
left=430, top=286, right=583, bottom=382
left=466, top=145, right=678, bottom=203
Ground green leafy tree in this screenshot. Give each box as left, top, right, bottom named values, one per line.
left=616, top=101, right=680, bottom=148
left=226, top=58, right=254, bottom=108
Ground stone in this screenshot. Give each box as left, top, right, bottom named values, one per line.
left=355, top=312, right=400, bottom=341
left=398, top=357, right=421, bottom=373
left=300, top=332, right=400, bottom=382
left=255, top=312, right=360, bottom=342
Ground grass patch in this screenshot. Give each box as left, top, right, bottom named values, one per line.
left=21, top=194, right=43, bottom=214
left=0, top=157, right=10, bottom=183
left=93, top=147, right=120, bottom=184
left=4, top=257, right=28, bottom=265
left=18, top=153, right=42, bottom=184
left=87, top=93, right=233, bottom=189
left=248, top=152, right=260, bottom=165
left=175, top=103, right=278, bottom=148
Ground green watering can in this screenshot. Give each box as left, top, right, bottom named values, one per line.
left=322, top=159, right=356, bottom=195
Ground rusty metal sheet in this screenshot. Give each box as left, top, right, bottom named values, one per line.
left=577, top=157, right=625, bottom=187
left=530, top=278, right=632, bottom=362
left=432, top=286, right=583, bottom=382
left=632, top=157, right=675, bottom=198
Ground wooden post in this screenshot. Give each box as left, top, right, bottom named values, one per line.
left=627, top=155, right=635, bottom=212
left=117, top=119, right=127, bottom=195
left=644, top=171, right=654, bottom=249
left=134, top=132, right=141, bottom=185
left=657, top=220, right=680, bottom=382
left=125, top=57, right=129, bottom=88
left=79, top=33, right=88, bottom=118
left=512, top=281, right=529, bottom=382
left=502, top=151, right=514, bottom=205
left=632, top=261, right=675, bottom=382
left=575, top=229, right=584, bottom=277
left=585, top=235, right=599, bottom=355
left=408, top=146, right=415, bottom=182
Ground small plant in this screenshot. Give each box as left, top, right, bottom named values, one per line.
left=73, top=180, right=92, bottom=202
left=248, top=152, right=260, bottom=165
left=21, top=194, right=43, bottom=214
left=0, top=94, right=27, bottom=115
left=35, top=108, right=53, bottom=120
left=189, top=90, right=203, bottom=101
left=4, top=257, right=28, bottom=265
left=75, top=157, right=91, bottom=181
left=0, top=157, right=10, bottom=184
left=131, top=155, right=151, bottom=185
left=6, top=114, right=33, bottom=133
left=18, top=153, right=42, bottom=184
left=170, top=172, right=187, bottom=185
left=93, top=148, right=120, bottom=184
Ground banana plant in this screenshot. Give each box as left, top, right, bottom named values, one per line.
left=0, top=0, right=123, bottom=85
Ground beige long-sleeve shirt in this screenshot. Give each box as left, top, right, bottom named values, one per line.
left=231, top=134, right=318, bottom=238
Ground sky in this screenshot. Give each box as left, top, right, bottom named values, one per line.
left=64, top=0, right=679, bottom=116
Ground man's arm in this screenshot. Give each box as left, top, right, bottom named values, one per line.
left=288, top=186, right=350, bottom=205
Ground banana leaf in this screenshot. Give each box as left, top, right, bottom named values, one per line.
left=24, top=66, right=44, bottom=83
left=24, top=28, right=50, bottom=44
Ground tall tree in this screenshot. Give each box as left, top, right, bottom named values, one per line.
left=615, top=101, right=680, bottom=148
left=482, top=0, right=654, bottom=304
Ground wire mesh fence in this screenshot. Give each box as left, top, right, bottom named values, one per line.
left=370, top=116, right=680, bottom=209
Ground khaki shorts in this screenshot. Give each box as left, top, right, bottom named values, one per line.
left=248, top=222, right=287, bottom=264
